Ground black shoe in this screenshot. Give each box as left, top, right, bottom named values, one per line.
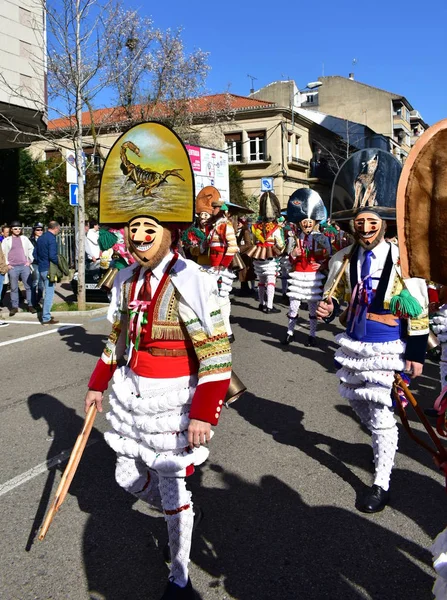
left=305, top=336, right=316, bottom=347
left=160, top=577, right=196, bottom=599
left=265, top=307, right=281, bottom=314
left=258, top=303, right=266, bottom=312
left=358, top=485, right=390, bottom=513
left=163, top=506, right=204, bottom=563
left=282, top=333, right=294, bottom=345
left=228, top=333, right=235, bottom=344
left=28, top=306, right=37, bottom=314
left=9, top=308, right=18, bottom=317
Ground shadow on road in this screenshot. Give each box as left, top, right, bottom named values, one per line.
left=233, top=392, right=446, bottom=541
left=26, top=393, right=181, bottom=600
left=190, top=467, right=434, bottom=599
left=58, top=326, right=106, bottom=356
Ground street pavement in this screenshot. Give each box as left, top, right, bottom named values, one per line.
left=0, top=284, right=445, bottom=600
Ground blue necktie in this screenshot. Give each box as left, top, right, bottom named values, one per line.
left=352, top=250, right=374, bottom=338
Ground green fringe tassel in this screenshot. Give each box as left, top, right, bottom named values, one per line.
left=389, top=289, right=422, bottom=318
left=99, top=228, right=119, bottom=251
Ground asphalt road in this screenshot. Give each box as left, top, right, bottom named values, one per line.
left=0, top=287, right=445, bottom=600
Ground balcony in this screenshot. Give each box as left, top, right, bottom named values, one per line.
left=287, top=157, right=309, bottom=172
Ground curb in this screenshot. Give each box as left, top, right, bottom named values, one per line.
left=0, top=305, right=109, bottom=320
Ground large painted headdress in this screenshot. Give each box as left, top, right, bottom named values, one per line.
left=259, top=191, right=281, bottom=220
left=287, top=188, right=326, bottom=224
left=397, top=119, right=447, bottom=284
left=331, top=148, right=402, bottom=222
left=195, top=186, right=222, bottom=215
left=99, top=122, right=195, bottom=225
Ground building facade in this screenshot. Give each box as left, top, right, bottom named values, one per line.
left=298, top=75, right=428, bottom=161
left=31, top=93, right=350, bottom=211
left=0, top=0, right=47, bottom=149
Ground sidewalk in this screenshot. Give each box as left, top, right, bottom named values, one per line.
left=0, top=281, right=108, bottom=320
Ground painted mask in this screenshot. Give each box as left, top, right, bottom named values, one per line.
left=353, top=211, right=385, bottom=250
left=299, top=219, right=316, bottom=235
left=127, top=216, right=168, bottom=266
left=198, top=211, right=211, bottom=228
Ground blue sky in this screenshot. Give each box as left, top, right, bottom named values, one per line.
left=143, top=0, right=447, bottom=126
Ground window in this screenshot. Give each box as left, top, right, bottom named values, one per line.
left=84, top=147, right=102, bottom=173
left=306, top=94, right=314, bottom=104
left=248, top=130, right=266, bottom=161
left=225, top=133, right=242, bottom=163
left=295, top=135, right=300, bottom=159
left=287, top=133, right=292, bottom=161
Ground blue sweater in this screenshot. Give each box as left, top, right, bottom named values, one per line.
left=34, top=231, right=58, bottom=271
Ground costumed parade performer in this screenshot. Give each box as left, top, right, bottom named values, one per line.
left=316, top=148, right=429, bottom=513
left=282, top=189, right=330, bottom=347
left=277, top=216, right=295, bottom=299
left=206, top=190, right=239, bottom=342
left=181, top=187, right=214, bottom=266
left=391, top=118, right=447, bottom=599
left=84, top=123, right=232, bottom=600
left=245, top=191, right=285, bottom=313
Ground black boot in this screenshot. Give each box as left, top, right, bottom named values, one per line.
left=265, top=306, right=281, bottom=314
left=258, top=303, right=266, bottom=312
left=358, top=485, right=390, bottom=513
left=282, top=333, right=294, bottom=345
left=160, top=578, right=196, bottom=599
left=305, top=335, right=316, bottom=347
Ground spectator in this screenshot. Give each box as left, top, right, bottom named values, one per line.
left=1, top=221, right=35, bottom=316
left=0, top=224, right=10, bottom=242
left=29, top=222, right=44, bottom=306
left=34, top=221, right=61, bottom=325
left=85, top=220, right=100, bottom=262
left=0, top=226, right=9, bottom=306
left=0, top=244, right=8, bottom=326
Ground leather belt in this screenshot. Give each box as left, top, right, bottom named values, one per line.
left=147, top=347, right=191, bottom=357
left=367, top=313, right=399, bottom=326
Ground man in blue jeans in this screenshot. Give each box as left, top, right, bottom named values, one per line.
left=34, top=221, right=61, bottom=325
left=1, top=221, right=36, bottom=316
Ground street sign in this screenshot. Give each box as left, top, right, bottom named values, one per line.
left=66, top=151, right=77, bottom=184
left=69, top=183, right=79, bottom=206
left=261, top=177, right=274, bottom=192
left=66, top=150, right=86, bottom=183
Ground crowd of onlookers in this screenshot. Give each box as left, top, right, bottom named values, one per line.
left=0, top=221, right=62, bottom=327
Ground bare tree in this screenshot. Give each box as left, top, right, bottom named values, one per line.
left=0, top=0, right=147, bottom=309
left=0, top=0, right=235, bottom=308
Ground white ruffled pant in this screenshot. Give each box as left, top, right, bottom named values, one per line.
left=105, top=367, right=209, bottom=587
left=428, top=307, right=447, bottom=597
left=254, top=259, right=278, bottom=309
left=286, top=270, right=325, bottom=337
left=335, top=333, right=406, bottom=491
left=432, top=527, right=447, bottom=599
left=432, top=307, right=447, bottom=388
left=279, top=255, right=291, bottom=294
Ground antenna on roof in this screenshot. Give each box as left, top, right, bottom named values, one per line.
left=247, top=74, right=257, bottom=94
left=349, top=58, right=357, bottom=80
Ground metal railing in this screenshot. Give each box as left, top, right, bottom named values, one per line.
left=23, top=225, right=76, bottom=268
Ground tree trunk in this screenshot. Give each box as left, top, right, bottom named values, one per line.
left=75, top=0, right=86, bottom=311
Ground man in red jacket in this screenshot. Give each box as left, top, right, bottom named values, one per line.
left=85, top=123, right=231, bottom=600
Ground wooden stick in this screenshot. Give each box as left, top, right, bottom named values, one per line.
left=325, top=245, right=356, bottom=301
left=39, top=404, right=97, bottom=541
left=394, top=374, right=447, bottom=457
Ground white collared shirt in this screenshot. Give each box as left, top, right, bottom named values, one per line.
left=134, top=251, right=174, bottom=298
